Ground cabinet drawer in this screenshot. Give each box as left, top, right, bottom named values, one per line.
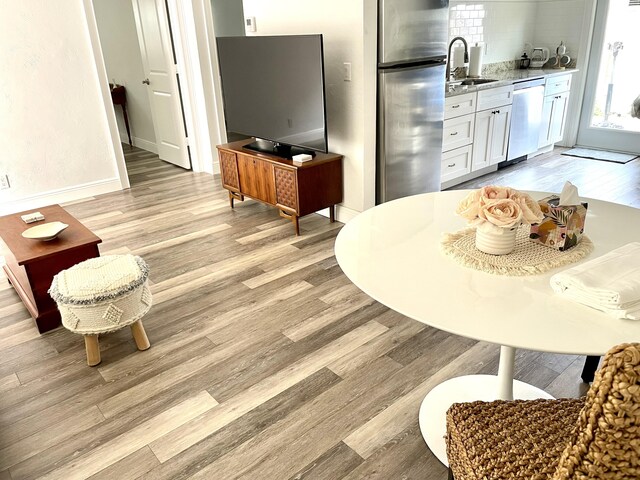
left=443, top=113, right=475, bottom=152
left=544, top=74, right=572, bottom=96
left=441, top=145, right=472, bottom=183
left=444, top=92, right=476, bottom=120
left=476, top=85, right=514, bottom=111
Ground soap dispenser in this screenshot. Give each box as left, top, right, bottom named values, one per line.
left=519, top=53, right=530, bottom=69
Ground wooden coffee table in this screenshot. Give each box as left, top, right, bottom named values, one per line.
left=0, top=205, right=101, bottom=333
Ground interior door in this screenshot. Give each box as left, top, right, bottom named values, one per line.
left=132, top=0, right=191, bottom=169
left=576, top=0, right=640, bottom=154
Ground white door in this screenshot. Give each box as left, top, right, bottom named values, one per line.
left=472, top=109, right=492, bottom=171
left=489, top=105, right=511, bottom=165
left=576, top=0, right=640, bottom=154
left=132, top=0, right=191, bottom=169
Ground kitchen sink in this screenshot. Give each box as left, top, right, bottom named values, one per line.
left=460, top=78, right=498, bottom=85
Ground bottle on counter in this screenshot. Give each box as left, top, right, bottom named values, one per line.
left=519, top=53, right=531, bottom=69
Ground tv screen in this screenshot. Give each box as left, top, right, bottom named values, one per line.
left=216, top=35, right=328, bottom=155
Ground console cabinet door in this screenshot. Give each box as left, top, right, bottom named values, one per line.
left=274, top=167, right=299, bottom=213
left=219, top=151, right=240, bottom=191
left=237, top=154, right=276, bottom=204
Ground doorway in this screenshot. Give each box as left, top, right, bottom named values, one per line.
left=576, top=0, right=640, bottom=154
left=92, top=0, right=191, bottom=174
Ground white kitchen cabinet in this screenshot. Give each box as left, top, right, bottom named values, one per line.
left=443, top=113, right=475, bottom=152
left=539, top=91, right=570, bottom=148
left=441, top=96, right=475, bottom=185
left=444, top=92, right=476, bottom=120
left=472, top=105, right=512, bottom=171
left=441, top=145, right=472, bottom=183
left=538, top=74, right=572, bottom=148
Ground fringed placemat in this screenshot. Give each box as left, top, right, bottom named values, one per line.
left=440, top=227, right=594, bottom=276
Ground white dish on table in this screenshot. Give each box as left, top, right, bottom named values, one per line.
left=21, top=221, right=69, bottom=241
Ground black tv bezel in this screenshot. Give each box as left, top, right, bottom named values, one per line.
left=216, top=34, right=329, bottom=158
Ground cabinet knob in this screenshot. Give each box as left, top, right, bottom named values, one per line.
left=452, top=104, right=460, bottom=109
left=142, top=78, right=150, bottom=85
left=450, top=131, right=458, bottom=136
left=447, top=163, right=456, bottom=168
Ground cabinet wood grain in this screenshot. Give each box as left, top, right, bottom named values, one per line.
left=217, top=139, right=343, bottom=235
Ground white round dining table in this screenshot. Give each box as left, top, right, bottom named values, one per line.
left=334, top=190, right=640, bottom=466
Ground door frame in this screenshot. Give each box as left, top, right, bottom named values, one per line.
left=575, top=0, right=640, bottom=154
left=82, top=0, right=226, bottom=181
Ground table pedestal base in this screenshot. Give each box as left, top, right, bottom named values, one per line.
left=418, top=374, right=554, bottom=466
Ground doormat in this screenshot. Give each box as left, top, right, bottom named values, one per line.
left=562, top=147, right=638, bottom=164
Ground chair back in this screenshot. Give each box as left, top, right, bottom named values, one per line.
left=554, top=343, right=640, bottom=479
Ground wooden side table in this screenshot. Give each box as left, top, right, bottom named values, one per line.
left=0, top=205, right=102, bottom=333
left=110, top=84, right=132, bottom=146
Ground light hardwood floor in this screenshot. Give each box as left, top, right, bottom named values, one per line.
left=0, top=146, right=638, bottom=479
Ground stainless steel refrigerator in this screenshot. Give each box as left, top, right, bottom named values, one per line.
left=377, top=0, right=449, bottom=204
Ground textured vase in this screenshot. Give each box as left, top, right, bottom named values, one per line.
left=475, top=227, right=518, bottom=255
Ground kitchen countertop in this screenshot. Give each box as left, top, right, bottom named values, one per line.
left=445, top=68, right=579, bottom=98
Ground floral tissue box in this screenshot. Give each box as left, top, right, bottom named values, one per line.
left=529, top=195, right=588, bottom=251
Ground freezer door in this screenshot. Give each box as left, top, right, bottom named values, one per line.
left=379, top=0, right=449, bottom=65
left=377, top=63, right=445, bottom=203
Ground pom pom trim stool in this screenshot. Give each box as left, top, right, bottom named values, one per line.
left=49, top=255, right=152, bottom=366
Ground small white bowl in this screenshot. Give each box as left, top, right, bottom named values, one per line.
left=21, top=221, right=69, bottom=241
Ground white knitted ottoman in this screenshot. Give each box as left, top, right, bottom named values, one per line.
left=49, top=254, right=152, bottom=366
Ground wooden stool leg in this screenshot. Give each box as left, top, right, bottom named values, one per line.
left=130, top=320, right=151, bottom=351
left=84, top=335, right=101, bottom=367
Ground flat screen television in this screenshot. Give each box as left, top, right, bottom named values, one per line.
left=216, top=34, right=328, bottom=159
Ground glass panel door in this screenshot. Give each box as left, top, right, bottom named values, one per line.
left=576, top=0, right=640, bottom=154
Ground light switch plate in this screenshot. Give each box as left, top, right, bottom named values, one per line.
left=245, top=16, right=256, bottom=32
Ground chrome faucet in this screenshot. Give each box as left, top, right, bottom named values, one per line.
left=446, top=37, right=469, bottom=81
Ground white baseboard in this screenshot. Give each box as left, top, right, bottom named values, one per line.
left=0, top=178, right=123, bottom=215
left=120, top=134, right=158, bottom=154
left=316, top=205, right=360, bottom=224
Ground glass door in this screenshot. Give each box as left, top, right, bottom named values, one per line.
left=576, top=0, right=640, bottom=154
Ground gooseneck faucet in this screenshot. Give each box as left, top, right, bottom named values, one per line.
left=446, top=37, right=469, bottom=80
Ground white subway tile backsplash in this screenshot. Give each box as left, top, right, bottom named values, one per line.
left=448, top=0, right=588, bottom=67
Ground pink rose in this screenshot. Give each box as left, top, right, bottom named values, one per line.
left=456, top=189, right=481, bottom=220
left=509, top=191, right=544, bottom=224
left=478, top=198, right=522, bottom=228
left=479, top=185, right=510, bottom=200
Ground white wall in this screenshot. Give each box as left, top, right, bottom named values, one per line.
left=0, top=0, right=123, bottom=215
left=211, top=0, right=245, bottom=37
left=241, top=0, right=373, bottom=219
left=93, top=0, right=157, bottom=152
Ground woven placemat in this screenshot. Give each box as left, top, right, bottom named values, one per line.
left=440, top=227, right=594, bottom=276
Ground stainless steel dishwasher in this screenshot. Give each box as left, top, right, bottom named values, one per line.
left=504, top=77, right=545, bottom=164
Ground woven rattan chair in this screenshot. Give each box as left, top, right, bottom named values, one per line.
left=446, top=343, right=640, bottom=479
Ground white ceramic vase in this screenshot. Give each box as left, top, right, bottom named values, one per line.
left=475, top=226, right=518, bottom=255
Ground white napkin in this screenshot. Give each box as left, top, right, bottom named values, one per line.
left=550, top=242, right=640, bottom=320
left=559, top=181, right=580, bottom=205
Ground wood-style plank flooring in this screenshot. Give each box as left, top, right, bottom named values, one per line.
left=0, top=145, right=638, bottom=479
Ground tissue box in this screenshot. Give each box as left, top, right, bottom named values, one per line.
left=529, top=195, right=588, bottom=251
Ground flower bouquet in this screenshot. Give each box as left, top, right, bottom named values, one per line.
left=456, top=186, right=544, bottom=255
